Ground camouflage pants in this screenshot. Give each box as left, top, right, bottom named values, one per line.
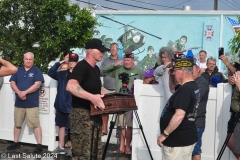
left=70, top=108, right=102, bottom=160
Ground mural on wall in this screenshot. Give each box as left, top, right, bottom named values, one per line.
left=95, top=14, right=240, bottom=71
left=204, top=25, right=214, bottom=40
left=167, top=35, right=188, bottom=52
left=117, top=28, right=146, bottom=53
left=167, top=35, right=200, bottom=53
left=97, top=15, right=162, bottom=70
left=141, top=46, right=157, bottom=71
left=99, top=35, right=113, bottom=59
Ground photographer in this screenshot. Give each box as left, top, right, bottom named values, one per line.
left=103, top=51, right=143, bottom=155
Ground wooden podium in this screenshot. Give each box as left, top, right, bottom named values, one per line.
left=90, top=93, right=137, bottom=115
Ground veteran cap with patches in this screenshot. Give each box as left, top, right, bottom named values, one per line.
left=174, top=51, right=185, bottom=60
left=124, top=50, right=134, bottom=58
left=174, top=58, right=194, bottom=68
left=69, top=53, right=79, bottom=62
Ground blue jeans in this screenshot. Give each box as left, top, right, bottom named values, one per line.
left=192, top=127, right=205, bottom=156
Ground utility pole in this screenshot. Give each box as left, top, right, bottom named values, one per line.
left=214, top=0, right=218, bottom=10
left=88, top=0, right=90, bottom=9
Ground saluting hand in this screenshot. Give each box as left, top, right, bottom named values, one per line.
left=114, top=60, right=123, bottom=66
left=60, top=60, right=67, bottom=64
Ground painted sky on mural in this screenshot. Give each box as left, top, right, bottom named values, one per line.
left=71, top=0, right=240, bottom=11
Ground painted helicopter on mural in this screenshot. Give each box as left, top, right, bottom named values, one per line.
left=100, top=16, right=161, bottom=54
left=117, top=25, right=146, bottom=53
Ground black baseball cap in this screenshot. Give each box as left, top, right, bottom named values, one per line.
left=85, top=38, right=110, bottom=52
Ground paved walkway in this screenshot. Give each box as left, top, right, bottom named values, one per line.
left=0, top=115, right=131, bottom=160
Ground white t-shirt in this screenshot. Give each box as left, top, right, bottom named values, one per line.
left=200, top=62, right=207, bottom=68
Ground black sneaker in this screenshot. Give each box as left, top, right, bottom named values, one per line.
left=7, top=142, right=21, bottom=150
left=34, top=144, right=43, bottom=153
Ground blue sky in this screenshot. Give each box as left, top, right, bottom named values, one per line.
left=72, top=0, right=240, bottom=11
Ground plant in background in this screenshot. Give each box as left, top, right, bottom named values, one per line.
left=222, top=51, right=240, bottom=77
left=229, top=16, right=240, bottom=58
left=0, top=0, right=98, bottom=73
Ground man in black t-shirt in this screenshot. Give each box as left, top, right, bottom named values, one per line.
left=66, top=39, right=109, bottom=160
left=192, top=61, right=209, bottom=160
left=157, top=58, right=199, bottom=160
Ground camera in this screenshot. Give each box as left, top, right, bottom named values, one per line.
left=118, top=72, right=130, bottom=85
left=218, top=47, right=224, bottom=58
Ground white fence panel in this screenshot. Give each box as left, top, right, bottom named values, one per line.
left=0, top=76, right=237, bottom=158
left=132, top=80, right=235, bottom=160
left=0, top=75, right=58, bottom=151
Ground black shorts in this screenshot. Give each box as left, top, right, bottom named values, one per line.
left=55, top=111, right=70, bottom=128
left=227, top=112, right=236, bottom=134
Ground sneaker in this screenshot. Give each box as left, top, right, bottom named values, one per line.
left=66, top=147, right=72, bottom=157
left=52, top=146, right=65, bottom=154
left=34, top=144, right=43, bottom=153
left=64, top=141, right=71, bottom=148
left=7, top=142, right=21, bottom=150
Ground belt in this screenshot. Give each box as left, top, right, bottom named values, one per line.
left=106, top=89, right=115, bottom=91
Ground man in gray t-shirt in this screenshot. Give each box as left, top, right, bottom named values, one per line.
left=192, top=62, right=209, bottom=160
left=99, top=43, right=123, bottom=135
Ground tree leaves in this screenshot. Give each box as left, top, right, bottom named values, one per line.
left=229, top=16, right=240, bottom=54
left=0, top=0, right=98, bottom=73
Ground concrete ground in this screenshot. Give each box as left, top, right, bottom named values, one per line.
left=0, top=115, right=131, bottom=160
left=0, top=141, right=131, bottom=160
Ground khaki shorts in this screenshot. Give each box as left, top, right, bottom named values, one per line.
left=14, top=107, right=40, bottom=128
left=115, top=111, right=133, bottom=127
left=162, top=143, right=196, bottom=160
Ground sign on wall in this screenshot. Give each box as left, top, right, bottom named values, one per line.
left=39, top=86, right=50, bottom=114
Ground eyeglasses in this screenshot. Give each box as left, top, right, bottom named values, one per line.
left=24, top=72, right=27, bottom=78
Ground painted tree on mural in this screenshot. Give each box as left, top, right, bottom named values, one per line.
left=100, top=35, right=113, bottom=59
left=0, top=0, right=97, bottom=73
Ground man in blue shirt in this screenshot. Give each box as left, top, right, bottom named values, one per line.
left=7, top=52, right=44, bottom=153
left=48, top=53, right=78, bottom=154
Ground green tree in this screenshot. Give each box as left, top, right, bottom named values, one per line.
left=0, top=0, right=98, bottom=73
left=229, top=16, right=240, bottom=55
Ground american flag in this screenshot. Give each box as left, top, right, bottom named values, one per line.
left=226, top=17, right=240, bottom=33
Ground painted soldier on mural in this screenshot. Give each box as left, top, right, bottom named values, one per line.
left=167, top=35, right=188, bottom=52
left=141, top=46, right=157, bottom=71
